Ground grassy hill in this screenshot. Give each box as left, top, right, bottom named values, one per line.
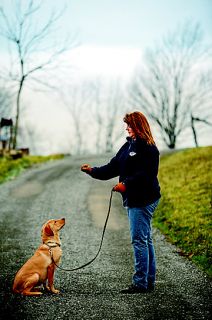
left=154, top=146, right=212, bottom=277
left=0, top=154, right=64, bottom=184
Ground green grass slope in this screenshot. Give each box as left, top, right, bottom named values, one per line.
left=0, top=154, right=64, bottom=184
left=154, top=146, right=212, bottom=277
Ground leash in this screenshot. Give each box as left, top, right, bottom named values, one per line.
left=49, top=189, right=114, bottom=271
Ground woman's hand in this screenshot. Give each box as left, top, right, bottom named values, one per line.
left=81, top=164, right=92, bottom=174
left=113, top=182, right=126, bottom=193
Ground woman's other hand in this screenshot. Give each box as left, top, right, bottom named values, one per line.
left=113, top=182, right=126, bottom=193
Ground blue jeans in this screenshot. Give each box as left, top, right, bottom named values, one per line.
left=127, top=200, right=159, bottom=289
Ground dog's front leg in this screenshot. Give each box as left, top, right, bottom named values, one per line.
left=47, top=264, right=60, bottom=294
left=43, top=280, right=51, bottom=292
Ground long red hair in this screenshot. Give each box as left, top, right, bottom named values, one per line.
left=123, top=111, right=156, bottom=145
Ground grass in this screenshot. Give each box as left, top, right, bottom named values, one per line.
left=154, top=146, right=212, bottom=277
left=0, top=154, right=64, bottom=184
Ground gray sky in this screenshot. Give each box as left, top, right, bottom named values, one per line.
left=64, top=0, right=212, bottom=47
left=0, top=0, right=211, bottom=76
left=0, top=0, right=211, bottom=154
left=48, top=0, right=212, bottom=77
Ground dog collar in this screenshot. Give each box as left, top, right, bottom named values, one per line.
left=44, top=241, right=61, bottom=248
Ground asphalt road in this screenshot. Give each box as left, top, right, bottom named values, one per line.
left=0, top=155, right=211, bottom=320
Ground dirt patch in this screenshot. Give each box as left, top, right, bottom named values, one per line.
left=88, top=178, right=126, bottom=231
left=10, top=181, right=43, bottom=198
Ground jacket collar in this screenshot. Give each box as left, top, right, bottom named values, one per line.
left=126, top=137, right=149, bottom=150
left=126, top=136, right=145, bottom=144
left=126, top=136, right=135, bottom=142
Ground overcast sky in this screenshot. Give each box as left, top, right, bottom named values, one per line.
left=65, top=0, right=212, bottom=47
left=0, top=0, right=212, bottom=75
left=0, top=0, right=211, bottom=154
left=1, top=0, right=212, bottom=76
left=48, top=0, right=212, bottom=76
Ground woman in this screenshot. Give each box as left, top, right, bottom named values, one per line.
left=81, top=111, right=161, bottom=294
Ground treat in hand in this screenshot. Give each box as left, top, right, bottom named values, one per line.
left=81, top=164, right=92, bottom=174
left=113, top=182, right=126, bottom=193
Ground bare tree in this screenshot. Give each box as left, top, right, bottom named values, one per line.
left=0, top=84, right=13, bottom=118
left=62, top=81, right=91, bottom=155
left=63, top=76, right=127, bottom=155
left=104, top=80, right=127, bottom=153
left=191, top=113, right=212, bottom=147
left=129, top=22, right=212, bottom=149
left=90, top=77, right=127, bottom=154
left=89, top=77, right=106, bottom=154
left=0, top=0, right=77, bottom=149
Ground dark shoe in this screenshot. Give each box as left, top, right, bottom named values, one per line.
left=147, top=283, right=155, bottom=292
left=121, top=284, right=147, bottom=294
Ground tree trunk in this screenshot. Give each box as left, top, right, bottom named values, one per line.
left=191, top=114, right=198, bottom=147
left=13, top=77, right=24, bottom=149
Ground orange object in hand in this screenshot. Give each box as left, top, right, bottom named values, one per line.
left=113, top=182, right=126, bottom=193
left=81, top=164, right=92, bottom=173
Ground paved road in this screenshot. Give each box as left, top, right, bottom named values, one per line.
left=0, top=155, right=211, bottom=320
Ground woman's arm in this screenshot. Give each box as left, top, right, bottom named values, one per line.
left=90, top=156, right=120, bottom=180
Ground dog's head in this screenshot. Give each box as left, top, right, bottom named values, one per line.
left=41, top=218, right=65, bottom=242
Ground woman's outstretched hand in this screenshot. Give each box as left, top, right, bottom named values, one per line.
left=113, top=182, right=126, bottom=193
left=81, top=164, right=92, bottom=174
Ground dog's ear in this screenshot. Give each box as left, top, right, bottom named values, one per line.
left=44, top=224, right=54, bottom=236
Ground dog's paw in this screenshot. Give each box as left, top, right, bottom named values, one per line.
left=52, top=289, right=60, bottom=294
left=44, top=285, right=51, bottom=292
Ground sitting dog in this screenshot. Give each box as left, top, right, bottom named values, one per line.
left=13, top=218, right=65, bottom=296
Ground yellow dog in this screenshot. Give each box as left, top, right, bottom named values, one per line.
left=13, top=218, right=65, bottom=296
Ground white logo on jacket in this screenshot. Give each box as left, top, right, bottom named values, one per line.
left=129, top=151, right=136, bottom=156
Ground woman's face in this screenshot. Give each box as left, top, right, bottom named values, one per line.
left=126, top=124, right=136, bottom=139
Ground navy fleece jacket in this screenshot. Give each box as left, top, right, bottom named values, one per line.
left=89, top=137, right=161, bottom=207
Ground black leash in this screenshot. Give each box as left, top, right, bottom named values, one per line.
left=49, top=189, right=114, bottom=271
